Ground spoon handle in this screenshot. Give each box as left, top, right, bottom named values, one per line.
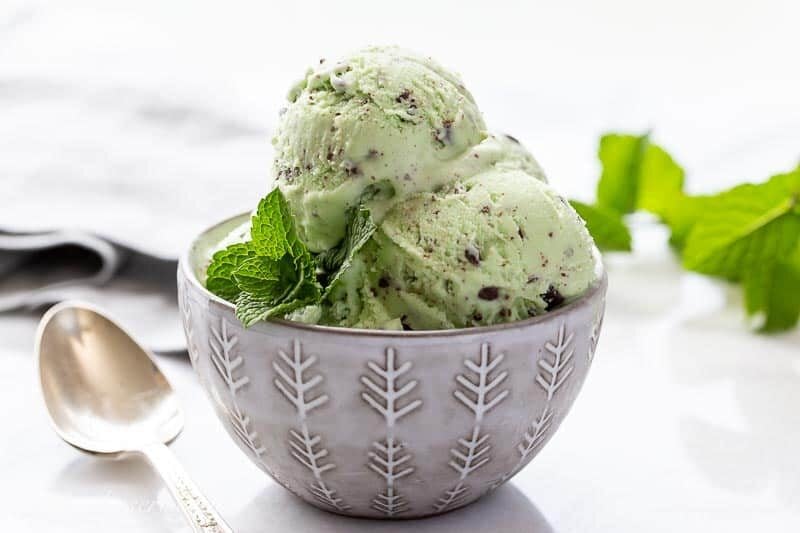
left=140, top=442, right=234, bottom=533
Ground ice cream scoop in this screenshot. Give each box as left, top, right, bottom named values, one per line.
left=321, top=168, right=598, bottom=330
left=274, top=46, right=486, bottom=251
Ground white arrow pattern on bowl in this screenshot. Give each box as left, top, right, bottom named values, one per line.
left=433, top=343, right=509, bottom=512
left=489, top=322, right=575, bottom=490
left=273, top=340, right=350, bottom=512
left=361, top=348, right=422, bottom=517
left=209, top=319, right=268, bottom=461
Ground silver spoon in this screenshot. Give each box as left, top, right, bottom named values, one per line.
left=36, top=301, right=233, bottom=533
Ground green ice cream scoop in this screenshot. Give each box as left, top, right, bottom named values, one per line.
left=320, top=168, right=598, bottom=330
left=273, top=46, right=488, bottom=252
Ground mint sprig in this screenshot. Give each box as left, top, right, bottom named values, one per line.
left=206, top=188, right=320, bottom=327
left=205, top=188, right=376, bottom=327
left=575, top=130, right=800, bottom=332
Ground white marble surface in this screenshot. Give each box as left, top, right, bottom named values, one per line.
left=2, top=0, right=800, bottom=531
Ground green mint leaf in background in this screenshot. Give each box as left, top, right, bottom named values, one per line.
left=745, top=251, right=800, bottom=332
left=656, top=194, right=710, bottom=251
left=596, top=133, right=685, bottom=216
left=682, top=169, right=800, bottom=280
left=637, top=143, right=686, bottom=216
left=751, top=244, right=800, bottom=332
left=596, top=133, right=649, bottom=213
left=681, top=168, right=800, bottom=331
left=590, top=132, right=799, bottom=332
left=570, top=200, right=632, bottom=251
left=205, top=243, right=257, bottom=301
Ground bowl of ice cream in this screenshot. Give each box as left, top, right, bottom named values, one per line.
left=177, top=46, right=607, bottom=518
left=178, top=233, right=605, bottom=518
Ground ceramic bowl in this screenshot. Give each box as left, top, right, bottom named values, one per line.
left=177, top=213, right=606, bottom=519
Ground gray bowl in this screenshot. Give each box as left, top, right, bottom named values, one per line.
left=177, top=213, right=606, bottom=519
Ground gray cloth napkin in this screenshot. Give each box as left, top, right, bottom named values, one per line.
left=0, top=229, right=184, bottom=353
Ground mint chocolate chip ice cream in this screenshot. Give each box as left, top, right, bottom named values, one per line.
left=323, top=168, right=597, bottom=330
left=212, top=45, right=599, bottom=330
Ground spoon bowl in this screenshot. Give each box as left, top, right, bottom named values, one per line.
left=36, top=301, right=232, bottom=532
left=37, top=303, right=182, bottom=454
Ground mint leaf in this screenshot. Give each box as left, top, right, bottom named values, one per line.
left=249, top=188, right=299, bottom=259
left=744, top=248, right=800, bottom=332
left=682, top=169, right=800, bottom=280
left=318, top=206, right=377, bottom=295
left=752, top=245, right=800, bottom=332
left=589, top=131, right=800, bottom=332
left=681, top=168, right=800, bottom=332
left=570, top=200, right=632, bottom=251
left=235, top=272, right=320, bottom=327
left=258, top=187, right=319, bottom=288
left=597, top=133, right=649, bottom=213
left=232, top=255, right=294, bottom=301
left=596, top=133, right=685, bottom=216
left=637, top=144, right=686, bottom=216
left=206, top=187, right=322, bottom=327
left=657, top=194, right=710, bottom=251
left=205, top=243, right=257, bottom=301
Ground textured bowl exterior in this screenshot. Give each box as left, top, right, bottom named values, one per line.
left=177, top=216, right=606, bottom=519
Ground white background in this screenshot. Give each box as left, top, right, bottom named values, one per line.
left=2, top=1, right=800, bottom=531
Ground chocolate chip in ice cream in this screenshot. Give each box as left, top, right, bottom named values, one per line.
left=464, top=244, right=481, bottom=266
left=435, top=119, right=454, bottom=146
left=478, top=286, right=499, bottom=301
left=541, top=285, right=565, bottom=310
left=343, top=160, right=360, bottom=176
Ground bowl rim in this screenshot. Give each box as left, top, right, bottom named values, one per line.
left=180, top=211, right=607, bottom=339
